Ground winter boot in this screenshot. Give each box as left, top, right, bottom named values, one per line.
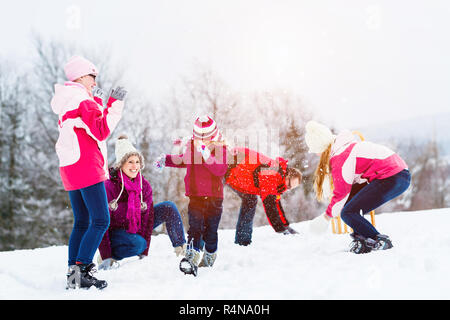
left=179, top=248, right=201, bottom=276
left=66, top=263, right=108, bottom=290
left=349, top=233, right=372, bottom=254
left=199, top=250, right=217, bottom=268
left=366, top=234, right=393, bottom=251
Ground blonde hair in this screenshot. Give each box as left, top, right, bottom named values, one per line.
left=313, top=143, right=334, bottom=202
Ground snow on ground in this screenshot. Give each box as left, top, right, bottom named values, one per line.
left=1, top=208, right=450, bottom=300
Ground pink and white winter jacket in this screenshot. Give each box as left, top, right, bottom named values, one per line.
left=51, top=81, right=124, bottom=191
left=326, top=130, right=408, bottom=218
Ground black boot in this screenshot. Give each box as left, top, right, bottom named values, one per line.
left=349, top=233, right=372, bottom=254
left=367, top=234, right=393, bottom=251
left=67, top=263, right=108, bottom=290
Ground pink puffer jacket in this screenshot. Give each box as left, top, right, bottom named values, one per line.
left=51, top=81, right=124, bottom=191
left=326, top=130, right=408, bottom=218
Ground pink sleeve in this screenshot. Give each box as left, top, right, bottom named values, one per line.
left=325, top=153, right=355, bottom=218
left=165, top=154, right=188, bottom=168
left=78, top=100, right=111, bottom=141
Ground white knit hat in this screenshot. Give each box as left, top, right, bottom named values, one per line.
left=305, top=120, right=335, bottom=153
left=114, top=135, right=145, bottom=169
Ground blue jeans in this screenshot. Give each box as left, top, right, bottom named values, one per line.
left=234, top=191, right=258, bottom=246
left=110, top=229, right=147, bottom=260
left=153, top=201, right=186, bottom=248
left=68, top=182, right=110, bottom=265
left=187, top=196, right=223, bottom=253
left=110, top=201, right=186, bottom=260
left=340, top=169, right=411, bottom=239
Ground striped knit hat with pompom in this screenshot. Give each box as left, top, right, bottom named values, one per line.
left=192, top=115, right=222, bottom=141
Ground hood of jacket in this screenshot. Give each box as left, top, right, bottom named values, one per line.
left=50, top=81, right=91, bottom=115
left=331, top=130, right=358, bottom=157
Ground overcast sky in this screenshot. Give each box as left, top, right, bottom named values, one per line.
left=1, top=0, right=449, bottom=129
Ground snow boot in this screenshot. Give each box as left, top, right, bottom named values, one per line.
left=349, top=233, right=372, bottom=254
left=179, top=248, right=201, bottom=276
left=66, top=263, right=108, bottom=290
left=366, top=234, right=393, bottom=251
left=198, top=250, right=217, bottom=268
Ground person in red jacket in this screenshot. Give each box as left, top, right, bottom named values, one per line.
left=225, top=147, right=302, bottom=246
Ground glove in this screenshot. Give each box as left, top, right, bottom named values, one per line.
left=286, top=226, right=299, bottom=235
left=153, top=153, right=166, bottom=171
left=92, top=86, right=106, bottom=100
left=174, top=243, right=187, bottom=257
left=196, top=144, right=211, bottom=161
left=110, top=86, right=128, bottom=101
left=98, top=258, right=119, bottom=270
left=309, top=213, right=331, bottom=235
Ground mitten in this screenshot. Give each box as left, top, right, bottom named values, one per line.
left=92, top=86, right=106, bottom=100
left=153, top=153, right=166, bottom=171
left=174, top=243, right=187, bottom=257
left=98, top=258, right=119, bottom=270
left=110, top=86, right=128, bottom=101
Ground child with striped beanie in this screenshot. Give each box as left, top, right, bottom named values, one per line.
left=154, top=115, right=228, bottom=276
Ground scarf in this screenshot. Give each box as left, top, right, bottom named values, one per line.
left=121, top=171, right=143, bottom=234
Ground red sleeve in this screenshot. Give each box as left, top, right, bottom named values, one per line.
left=93, top=96, right=103, bottom=106
left=78, top=99, right=111, bottom=141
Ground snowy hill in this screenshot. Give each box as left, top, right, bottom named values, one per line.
left=1, top=208, right=450, bottom=300
left=354, top=112, right=450, bottom=155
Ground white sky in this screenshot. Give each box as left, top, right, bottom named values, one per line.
left=1, top=0, right=449, bottom=129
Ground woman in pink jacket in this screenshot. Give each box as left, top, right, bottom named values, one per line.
left=51, top=56, right=127, bottom=289
left=307, top=121, right=411, bottom=254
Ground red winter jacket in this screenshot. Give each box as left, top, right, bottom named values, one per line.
left=225, top=147, right=288, bottom=201
left=225, top=147, right=290, bottom=232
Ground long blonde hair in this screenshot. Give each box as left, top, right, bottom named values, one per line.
left=313, top=143, right=334, bottom=202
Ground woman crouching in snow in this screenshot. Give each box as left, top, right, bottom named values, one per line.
left=307, top=120, right=411, bottom=254
left=51, top=56, right=127, bottom=290
left=97, top=135, right=187, bottom=270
